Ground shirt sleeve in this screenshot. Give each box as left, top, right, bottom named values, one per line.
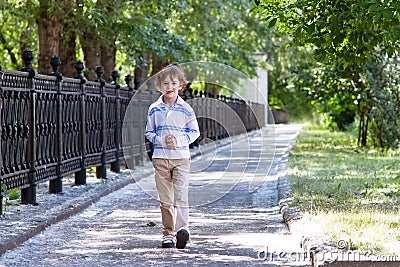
left=179, top=107, right=200, bottom=145
left=144, top=106, right=162, bottom=145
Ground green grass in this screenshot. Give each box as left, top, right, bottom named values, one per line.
left=288, top=125, right=400, bottom=255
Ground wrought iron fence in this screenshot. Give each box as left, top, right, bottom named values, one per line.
left=0, top=50, right=265, bottom=215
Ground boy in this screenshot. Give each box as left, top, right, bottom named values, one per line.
left=145, top=65, right=200, bottom=249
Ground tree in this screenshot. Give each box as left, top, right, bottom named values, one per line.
left=37, top=0, right=63, bottom=74
left=0, top=1, right=37, bottom=69
left=361, top=52, right=400, bottom=148
left=117, top=0, right=273, bottom=85
left=1, top=0, right=274, bottom=93
left=266, top=39, right=315, bottom=121
left=254, top=0, right=400, bottom=147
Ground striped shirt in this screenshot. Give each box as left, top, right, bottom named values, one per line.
left=145, top=95, right=200, bottom=159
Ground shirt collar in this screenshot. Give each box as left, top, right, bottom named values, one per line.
left=156, top=95, right=184, bottom=107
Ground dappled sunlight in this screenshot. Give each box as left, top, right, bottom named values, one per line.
left=309, top=210, right=400, bottom=256
left=0, top=125, right=305, bottom=266
left=218, top=232, right=303, bottom=252
left=106, top=209, right=160, bottom=220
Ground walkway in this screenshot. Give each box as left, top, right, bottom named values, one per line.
left=0, top=125, right=305, bottom=267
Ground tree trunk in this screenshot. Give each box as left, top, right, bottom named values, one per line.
left=134, top=52, right=152, bottom=88
left=77, top=0, right=118, bottom=81
left=352, top=72, right=369, bottom=147
left=99, top=0, right=119, bottom=83
left=100, top=42, right=116, bottom=83
left=151, top=53, right=169, bottom=76
left=80, top=29, right=101, bottom=81
left=358, top=104, right=369, bottom=147
left=58, top=0, right=77, bottom=78
left=362, top=116, right=368, bottom=147
left=59, top=31, right=77, bottom=78
left=36, top=0, right=62, bottom=74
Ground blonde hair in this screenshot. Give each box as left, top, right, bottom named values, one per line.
left=156, top=65, right=187, bottom=93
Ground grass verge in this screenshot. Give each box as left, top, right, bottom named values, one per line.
left=288, top=124, right=400, bottom=256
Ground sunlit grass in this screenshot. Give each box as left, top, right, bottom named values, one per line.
left=288, top=125, right=400, bottom=255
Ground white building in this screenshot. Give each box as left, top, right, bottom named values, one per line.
left=242, top=52, right=271, bottom=125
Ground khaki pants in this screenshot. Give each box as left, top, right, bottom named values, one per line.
left=152, top=158, right=190, bottom=236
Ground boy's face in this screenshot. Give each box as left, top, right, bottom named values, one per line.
left=161, top=76, right=181, bottom=101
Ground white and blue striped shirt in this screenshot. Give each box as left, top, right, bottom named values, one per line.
left=145, top=95, right=200, bottom=159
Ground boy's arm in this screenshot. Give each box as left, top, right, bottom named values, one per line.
left=145, top=109, right=162, bottom=145
left=180, top=116, right=200, bottom=145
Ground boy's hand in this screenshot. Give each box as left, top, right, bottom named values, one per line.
left=165, top=135, right=177, bottom=149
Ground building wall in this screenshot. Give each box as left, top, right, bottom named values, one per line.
left=242, top=52, right=270, bottom=125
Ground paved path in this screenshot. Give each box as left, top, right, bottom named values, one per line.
left=0, top=125, right=306, bottom=267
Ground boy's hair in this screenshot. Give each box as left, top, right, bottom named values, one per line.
left=156, top=64, right=187, bottom=93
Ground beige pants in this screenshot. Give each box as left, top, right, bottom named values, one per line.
left=152, top=158, right=190, bottom=236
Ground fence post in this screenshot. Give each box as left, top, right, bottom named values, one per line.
left=49, top=56, right=63, bottom=193
left=20, top=49, right=38, bottom=205
left=75, top=61, right=87, bottom=185
left=210, top=92, right=216, bottom=140
left=110, top=70, right=120, bottom=173
left=96, top=66, right=107, bottom=179
left=123, top=74, right=136, bottom=169
left=0, top=64, right=3, bottom=215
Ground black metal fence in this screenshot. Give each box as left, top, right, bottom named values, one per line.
left=0, top=50, right=265, bottom=215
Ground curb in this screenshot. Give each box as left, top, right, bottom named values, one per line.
left=275, top=125, right=304, bottom=231
left=277, top=156, right=303, bottom=231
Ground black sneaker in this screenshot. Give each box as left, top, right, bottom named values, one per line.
left=161, top=235, right=175, bottom=248
left=176, top=229, right=189, bottom=249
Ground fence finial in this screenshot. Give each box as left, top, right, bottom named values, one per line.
left=50, top=56, right=63, bottom=82
left=95, top=66, right=105, bottom=86
left=20, top=49, right=35, bottom=78
left=74, top=61, right=86, bottom=84
left=111, top=70, right=120, bottom=89
left=125, top=74, right=132, bottom=91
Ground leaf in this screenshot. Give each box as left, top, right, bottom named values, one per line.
left=147, top=221, right=157, bottom=227
left=373, top=13, right=381, bottom=22
left=337, top=182, right=342, bottom=191
left=9, top=188, right=19, bottom=200
left=392, top=25, right=400, bottom=37
left=268, top=17, right=278, bottom=28
left=382, top=9, right=393, bottom=20
left=367, top=4, right=378, bottom=13
left=1, top=184, right=7, bottom=194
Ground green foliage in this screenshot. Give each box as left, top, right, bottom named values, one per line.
left=0, top=0, right=38, bottom=69
left=146, top=221, right=157, bottom=227
left=1, top=184, right=6, bottom=196
left=2, top=185, right=20, bottom=202
left=325, top=97, right=357, bottom=131
left=254, top=0, right=400, bottom=148
left=1, top=0, right=275, bottom=88
left=8, top=188, right=19, bottom=201
left=266, top=43, right=315, bottom=121
left=361, top=53, right=400, bottom=148
left=1, top=184, right=20, bottom=216
left=105, top=0, right=272, bottom=78
left=254, top=0, right=400, bottom=68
